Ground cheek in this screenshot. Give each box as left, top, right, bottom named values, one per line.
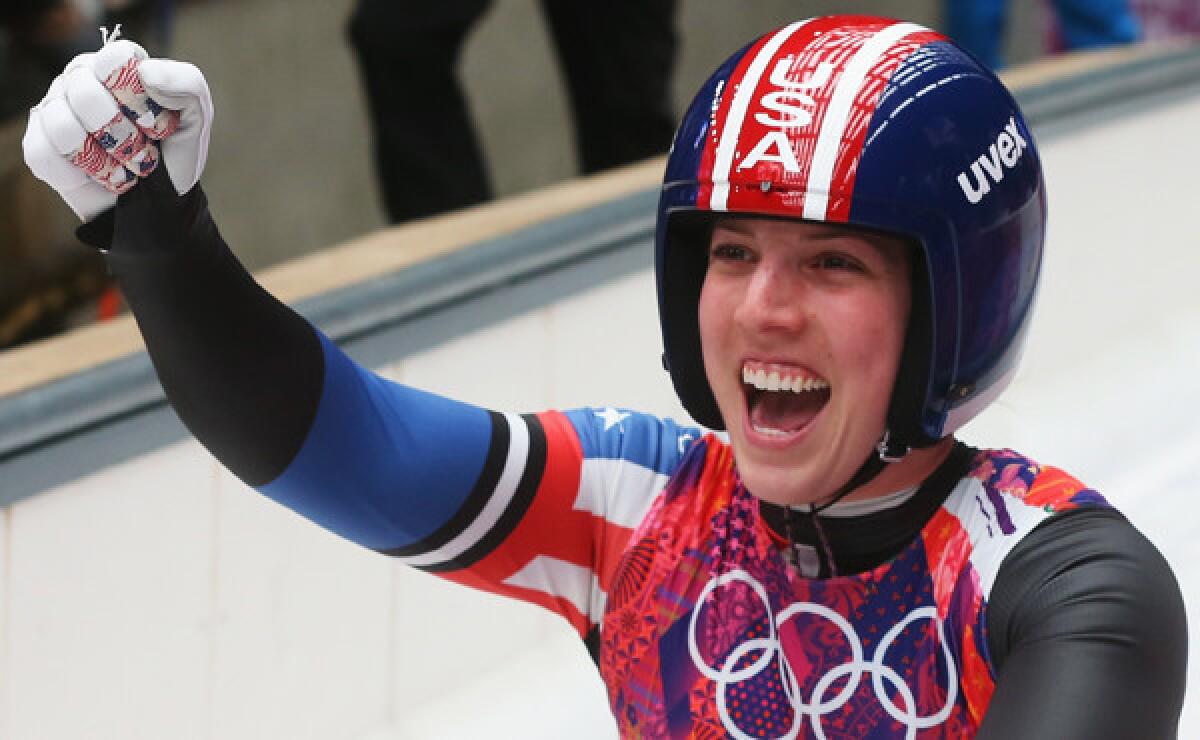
left=697, top=277, right=726, bottom=353
left=697, top=277, right=743, bottom=410
left=881, top=282, right=912, bottom=376
left=832, top=296, right=908, bottom=383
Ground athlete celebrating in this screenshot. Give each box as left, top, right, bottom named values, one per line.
left=24, top=16, right=1186, bottom=738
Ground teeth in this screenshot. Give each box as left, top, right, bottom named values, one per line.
left=742, top=365, right=829, bottom=393
left=751, top=422, right=790, bottom=437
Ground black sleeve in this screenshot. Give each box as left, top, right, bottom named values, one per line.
left=978, top=506, right=1187, bottom=739
left=80, top=166, right=325, bottom=486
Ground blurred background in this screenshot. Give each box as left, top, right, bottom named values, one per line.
left=8, top=0, right=1193, bottom=348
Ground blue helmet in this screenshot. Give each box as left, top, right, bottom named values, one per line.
left=656, top=15, right=1046, bottom=451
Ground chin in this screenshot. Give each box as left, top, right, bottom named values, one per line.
left=733, top=459, right=830, bottom=507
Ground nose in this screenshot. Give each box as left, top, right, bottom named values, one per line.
left=734, top=260, right=809, bottom=335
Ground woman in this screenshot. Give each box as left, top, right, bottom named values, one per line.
left=24, top=15, right=1186, bottom=738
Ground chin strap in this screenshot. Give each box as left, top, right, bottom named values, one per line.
left=876, top=428, right=911, bottom=463
left=772, top=429, right=907, bottom=578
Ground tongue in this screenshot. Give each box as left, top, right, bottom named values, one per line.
left=750, top=389, right=829, bottom=433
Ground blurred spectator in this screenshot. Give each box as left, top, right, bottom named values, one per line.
left=946, top=0, right=1141, bottom=68
left=1130, top=0, right=1200, bottom=41
left=1, top=1, right=94, bottom=118
left=98, top=0, right=177, bottom=51
left=346, top=0, right=678, bottom=224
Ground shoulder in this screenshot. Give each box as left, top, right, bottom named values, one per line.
left=934, top=448, right=1110, bottom=595
left=975, top=449, right=1186, bottom=678
left=973, top=453, right=1188, bottom=727
left=556, top=406, right=703, bottom=477
left=985, top=506, right=1187, bottom=716
left=992, top=505, right=1182, bottom=629
left=966, top=447, right=1110, bottom=511
left=978, top=505, right=1187, bottom=737
left=625, top=432, right=737, bottom=538
left=964, top=448, right=1181, bottom=633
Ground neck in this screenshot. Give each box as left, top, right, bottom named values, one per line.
left=762, top=439, right=975, bottom=578
left=835, top=436, right=957, bottom=504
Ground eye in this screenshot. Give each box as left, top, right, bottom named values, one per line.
left=709, top=243, right=752, bottom=263
left=811, top=253, right=864, bottom=272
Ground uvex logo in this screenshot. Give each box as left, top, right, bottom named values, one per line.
left=957, top=116, right=1028, bottom=204
left=736, top=58, right=834, bottom=173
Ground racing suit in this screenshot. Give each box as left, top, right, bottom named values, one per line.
left=80, top=169, right=1187, bottom=738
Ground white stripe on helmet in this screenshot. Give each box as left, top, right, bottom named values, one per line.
left=710, top=19, right=812, bottom=211
left=803, top=22, right=928, bottom=220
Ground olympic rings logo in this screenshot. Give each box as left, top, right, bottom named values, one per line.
left=687, top=569, right=958, bottom=740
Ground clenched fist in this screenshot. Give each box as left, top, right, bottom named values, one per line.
left=23, top=34, right=213, bottom=223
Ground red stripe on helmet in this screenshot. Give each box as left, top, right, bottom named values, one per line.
left=700, top=17, right=944, bottom=222
left=700, top=15, right=852, bottom=212
left=820, top=29, right=943, bottom=221
left=694, top=25, right=780, bottom=212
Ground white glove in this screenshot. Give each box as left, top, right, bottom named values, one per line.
left=23, top=36, right=213, bottom=222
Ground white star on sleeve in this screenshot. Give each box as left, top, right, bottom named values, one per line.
left=677, top=433, right=695, bottom=454
left=594, top=407, right=631, bottom=432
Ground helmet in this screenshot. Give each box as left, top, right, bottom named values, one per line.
left=656, top=15, right=1046, bottom=451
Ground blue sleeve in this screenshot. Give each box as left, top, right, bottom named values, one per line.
left=259, top=332, right=496, bottom=550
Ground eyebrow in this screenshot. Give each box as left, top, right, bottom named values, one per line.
left=710, top=220, right=910, bottom=264
left=711, top=220, right=856, bottom=241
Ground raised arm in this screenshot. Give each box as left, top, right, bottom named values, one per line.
left=23, top=37, right=505, bottom=544
left=22, top=39, right=700, bottom=641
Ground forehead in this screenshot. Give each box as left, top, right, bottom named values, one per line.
left=710, top=216, right=911, bottom=264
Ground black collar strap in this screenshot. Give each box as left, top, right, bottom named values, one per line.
left=759, top=442, right=976, bottom=577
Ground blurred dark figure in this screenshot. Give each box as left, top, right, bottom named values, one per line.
left=347, top=0, right=678, bottom=224
left=102, top=0, right=177, bottom=52
left=1, top=1, right=94, bottom=118
left=946, top=0, right=1140, bottom=69
left=1, top=0, right=172, bottom=116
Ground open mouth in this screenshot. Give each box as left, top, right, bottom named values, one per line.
left=741, top=361, right=831, bottom=438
